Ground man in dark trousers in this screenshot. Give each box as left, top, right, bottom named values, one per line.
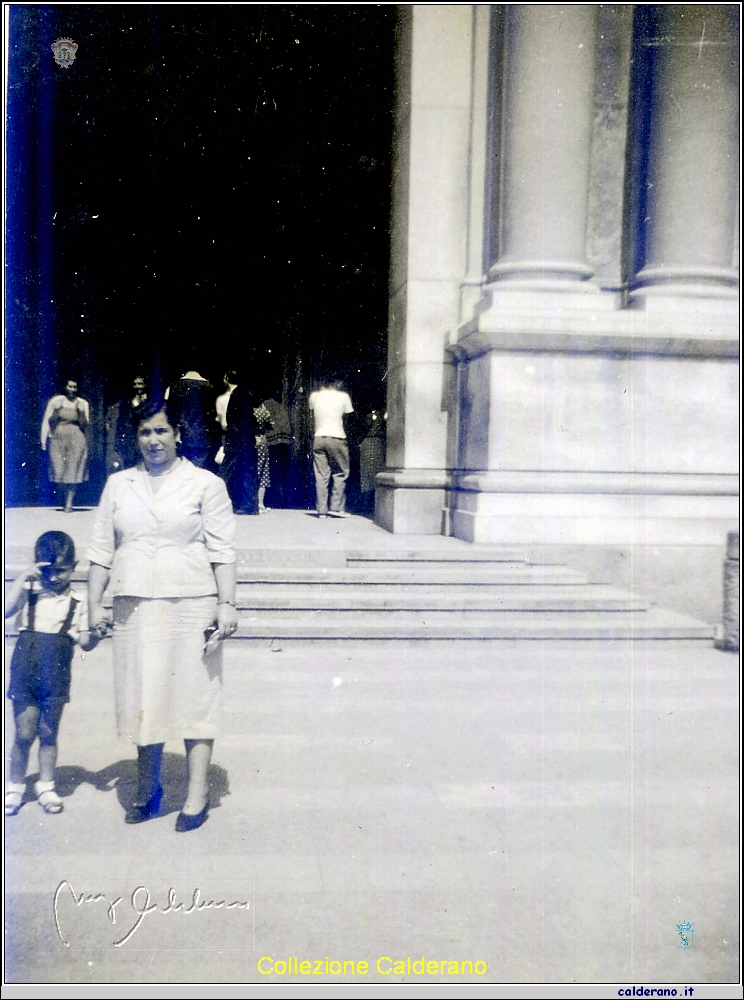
left=263, top=391, right=292, bottom=509
left=217, top=372, right=260, bottom=515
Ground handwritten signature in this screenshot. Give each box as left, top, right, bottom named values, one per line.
left=53, top=880, right=250, bottom=947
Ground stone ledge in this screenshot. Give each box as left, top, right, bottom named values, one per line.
left=455, top=284, right=740, bottom=356
left=454, top=471, right=740, bottom=496
left=375, top=468, right=453, bottom=489
left=451, top=328, right=740, bottom=361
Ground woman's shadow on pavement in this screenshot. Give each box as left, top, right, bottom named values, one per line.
left=42, top=753, right=229, bottom=817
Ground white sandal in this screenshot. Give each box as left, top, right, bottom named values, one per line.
left=5, top=783, right=26, bottom=816
left=35, top=781, right=64, bottom=814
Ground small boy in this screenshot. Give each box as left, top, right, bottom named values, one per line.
left=5, top=531, right=102, bottom=815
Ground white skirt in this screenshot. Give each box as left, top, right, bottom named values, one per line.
left=112, top=596, right=222, bottom=745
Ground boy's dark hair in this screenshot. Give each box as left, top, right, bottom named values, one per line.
left=35, top=531, right=76, bottom=567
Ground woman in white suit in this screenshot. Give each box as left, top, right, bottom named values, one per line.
left=87, top=400, right=237, bottom=831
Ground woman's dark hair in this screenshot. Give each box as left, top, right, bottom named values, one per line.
left=181, top=351, right=205, bottom=375
left=135, top=396, right=176, bottom=428
left=35, top=531, right=76, bottom=568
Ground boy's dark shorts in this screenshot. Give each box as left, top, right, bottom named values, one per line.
left=7, top=631, right=74, bottom=704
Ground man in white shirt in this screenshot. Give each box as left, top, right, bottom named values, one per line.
left=307, top=379, right=354, bottom=518
left=215, top=372, right=237, bottom=433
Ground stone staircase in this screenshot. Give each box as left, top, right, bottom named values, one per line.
left=4, top=539, right=713, bottom=641
left=228, top=546, right=711, bottom=640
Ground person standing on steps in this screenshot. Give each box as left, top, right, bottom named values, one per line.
left=105, top=374, right=149, bottom=474
left=359, top=408, right=387, bottom=516
left=217, top=371, right=261, bottom=515
left=165, top=364, right=219, bottom=470
left=308, top=377, right=354, bottom=519
left=253, top=400, right=273, bottom=513
left=262, top=392, right=292, bottom=509
left=40, top=379, right=90, bottom=512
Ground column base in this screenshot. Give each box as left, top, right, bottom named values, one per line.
left=487, top=260, right=596, bottom=284
left=374, top=469, right=451, bottom=535
left=633, top=265, right=739, bottom=299
left=452, top=479, right=739, bottom=546
left=461, top=285, right=739, bottom=346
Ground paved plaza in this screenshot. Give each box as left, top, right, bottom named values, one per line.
left=4, top=509, right=739, bottom=984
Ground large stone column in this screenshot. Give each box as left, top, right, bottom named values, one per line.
left=380, top=5, right=738, bottom=546
left=489, top=5, right=597, bottom=287
left=585, top=4, right=634, bottom=292
left=450, top=3, right=739, bottom=547
left=375, top=6, right=474, bottom=534
left=633, top=5, right=739, bottom=299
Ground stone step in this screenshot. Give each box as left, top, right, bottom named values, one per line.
left=238, top=546, right=533, bottom=567
left=5, top=544, right=532, bottom=570
left=3, top=510, right=714, bottom=642
left=232, top=565, right=591, bottom=585
left=6, top=565, right=591, bottom=587
left=3, top=607, right=711, bottom=640
left=5, top=560, right=584, bottom=585
left=345, top=547, right=530, bottom=563
left=228, top=608, right=714, bottom=640
left=233, top=584, right=647, bottom=612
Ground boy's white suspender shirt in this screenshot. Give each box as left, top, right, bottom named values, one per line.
left=15, top=584, right=89, bottom=641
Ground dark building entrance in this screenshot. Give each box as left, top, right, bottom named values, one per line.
left=6, top=6, right=395, bottom=509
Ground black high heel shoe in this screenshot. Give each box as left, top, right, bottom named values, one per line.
left=175, top=802, right=209, bottom=832
left=125, top=784, right=163, bottom=824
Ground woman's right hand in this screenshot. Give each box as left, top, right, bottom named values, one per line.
left=216, top=602, right=238, bottom=639
left=89, top=604, right=113, bottom=638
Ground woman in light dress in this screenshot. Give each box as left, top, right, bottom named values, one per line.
left=40, top=379, right=90, bottom=512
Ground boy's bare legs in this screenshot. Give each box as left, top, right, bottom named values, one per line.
left=37, top=700, right=65, bottom=783
left=9, top=703, right=38, bottom=783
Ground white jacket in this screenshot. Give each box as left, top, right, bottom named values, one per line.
left=87, top=459, right=235, bottom=598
